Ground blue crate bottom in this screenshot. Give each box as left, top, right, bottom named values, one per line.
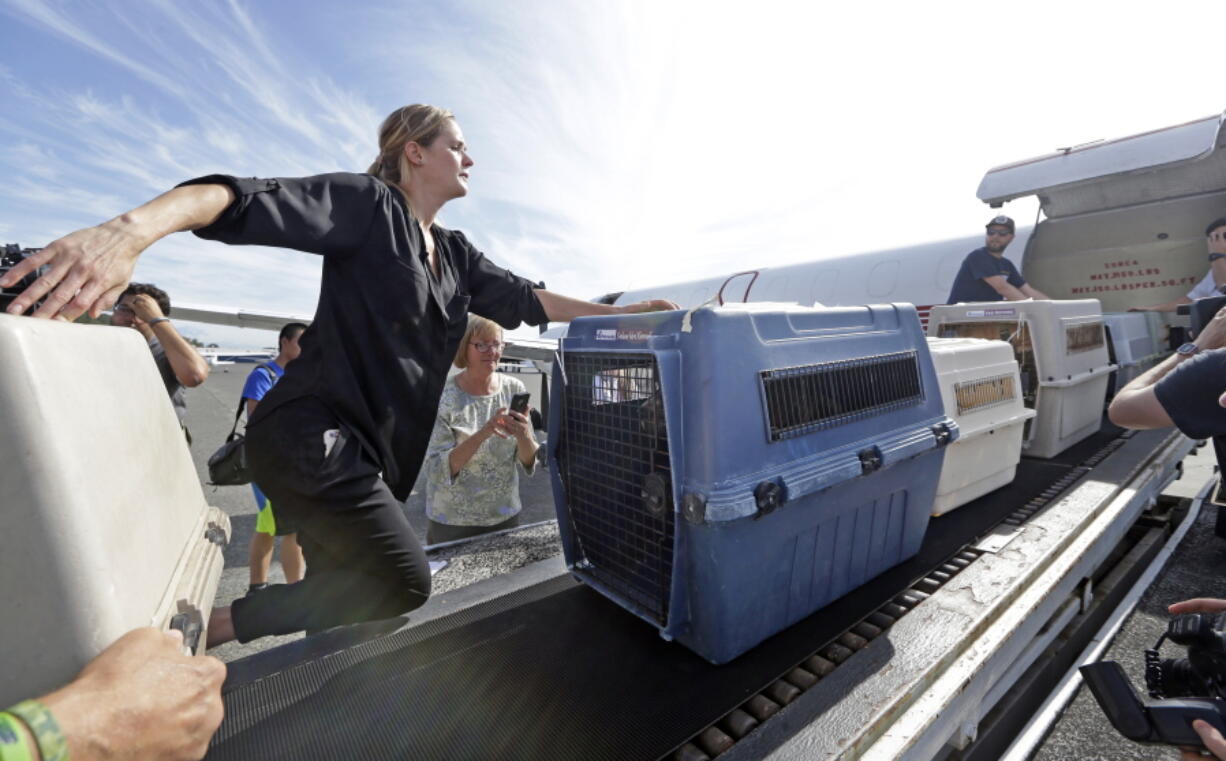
left=571, top=457, right=938, bottom=664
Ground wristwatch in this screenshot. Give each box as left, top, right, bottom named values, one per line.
left=1176, top=342, right=1202, bottom=357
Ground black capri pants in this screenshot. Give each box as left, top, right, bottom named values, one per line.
left=230, top=396, right=431, bottom=644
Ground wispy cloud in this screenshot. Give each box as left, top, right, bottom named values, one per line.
left=0, top=0, right=1223, bottom=347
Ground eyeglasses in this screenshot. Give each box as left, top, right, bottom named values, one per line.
left=112, top=304, right=135, bottom=314
left=986, top=230, right=1013, bottom=237
left=470, top=340, right=504, bottom=353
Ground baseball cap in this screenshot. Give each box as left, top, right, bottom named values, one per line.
left=985, top=215, right=1015, bottom=233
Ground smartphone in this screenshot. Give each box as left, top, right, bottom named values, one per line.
left=510, top=392, right=531, bottom=414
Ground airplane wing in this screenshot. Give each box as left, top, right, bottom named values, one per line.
left=170, top=303, right=313, bottom=332
left=171, top=302, right=560, bottom=363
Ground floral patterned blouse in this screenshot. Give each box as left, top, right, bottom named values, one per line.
left=424, top=373, right=537, bottom=527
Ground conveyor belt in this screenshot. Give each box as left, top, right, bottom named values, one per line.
left=206, top=426, right=1124, bottom=761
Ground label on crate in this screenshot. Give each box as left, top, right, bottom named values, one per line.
left=965, top=308, right=1017, bottom=318
left=595, top=328, right=653, bottom=343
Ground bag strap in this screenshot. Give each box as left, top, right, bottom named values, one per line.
left=226, top=395, right=245, bottom=442
left=227, top=363, right=278, bottom=441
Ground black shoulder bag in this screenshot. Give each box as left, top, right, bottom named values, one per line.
left=207, top=364, right=275, bottom=486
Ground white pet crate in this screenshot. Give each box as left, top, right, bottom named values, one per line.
left=0, top=314, right=229, bottom=706
left=926, top=300, right=1115, bottom=459
left=1101, top=312, right=1161, bottom=398
left=926, top=337, right=1036, bottom=515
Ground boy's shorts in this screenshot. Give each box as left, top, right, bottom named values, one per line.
left=252, top=482, right=297, bottom=536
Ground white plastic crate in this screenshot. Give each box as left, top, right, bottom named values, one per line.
left=926, top=337, right=1036, bottom=515
left=926, top=300, right=1116, bottom=459
left=1101, top=312, right=1161, bottom=394
left=0, top=314, right=229, bottom=705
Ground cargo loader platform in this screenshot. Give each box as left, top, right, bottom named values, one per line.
left=205, top=425, right=1196, bottom=761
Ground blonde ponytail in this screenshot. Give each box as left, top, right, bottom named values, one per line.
left=368, top=104, right=455, bottom=186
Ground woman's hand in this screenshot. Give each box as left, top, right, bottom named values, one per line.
left=503, top=408, right=533, bottom=441
left=1, top=219, right=147, bottom=320
left=480, top=407, right=512, bottom=440
left=618, top=298, right=680, bottom=314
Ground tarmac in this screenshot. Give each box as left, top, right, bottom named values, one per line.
left=187, top=363, right=1226, bottom=760
left=1028, top=447, right=1226, bottom=761
left=183, top=364, right=563, bottom=664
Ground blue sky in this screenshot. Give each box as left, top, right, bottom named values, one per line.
left=2, top=0, right=1224, bottom=346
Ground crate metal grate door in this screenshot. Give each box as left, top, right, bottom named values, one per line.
left=557, top=352, right=675, bottom=625
left=1065, top=321, right=1105, bottom=354
left=760, top=351, right=924, bottom=441
left=954, top=374, right=1017, bottom=415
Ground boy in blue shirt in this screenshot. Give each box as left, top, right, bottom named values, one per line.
left=244, top=323, right=308, bottom=593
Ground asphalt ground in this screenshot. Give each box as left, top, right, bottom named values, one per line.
left=190, top=365, right=1226, bottom=758
left=1031, top=447, right=1225, bottom=761
left=184, top=365, right=561, bottom=663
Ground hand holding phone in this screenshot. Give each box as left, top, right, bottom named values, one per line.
left=510, top=392, right=531, bottom=414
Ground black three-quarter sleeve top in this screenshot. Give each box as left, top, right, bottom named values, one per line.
left=178, top=172, right=549, bottom=500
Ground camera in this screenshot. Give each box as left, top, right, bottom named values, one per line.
left=1080, top=612, right=1226, bottom=748
left=1178, top=294, right=1226, bottom=339
left=0, top=244, right=46, bottom=314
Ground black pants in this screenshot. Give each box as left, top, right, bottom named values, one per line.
left=231, top=396, right=430, bottom=644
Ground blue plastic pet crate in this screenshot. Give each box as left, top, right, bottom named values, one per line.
left=548, top=303, right=957, bottom=664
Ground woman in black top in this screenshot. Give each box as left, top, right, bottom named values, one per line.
left=2, top=104, right=676, bottom=646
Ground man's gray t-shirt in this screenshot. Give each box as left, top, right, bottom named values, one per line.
left=148, top=336, right=187, bottom=424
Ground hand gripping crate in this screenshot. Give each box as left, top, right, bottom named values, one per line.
left=0, top=314, right=229, bottom=706
left=548, top=303, right=957, bottom=664
left=925, top=337, right=1036, bottom=515
left=926, top=300, right=1115, bottom=459
left=1100, top=312, right=1161, bottom=398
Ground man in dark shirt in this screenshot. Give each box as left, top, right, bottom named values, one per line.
left=946, top=215, right=1050, bottom=304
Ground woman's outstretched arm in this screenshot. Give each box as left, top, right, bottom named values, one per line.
left=534, top=289, right=677, bottom=323
left=1, top=183, right=235, bottom=321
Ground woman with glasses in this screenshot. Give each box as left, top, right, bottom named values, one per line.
left=0, top=103, right=676, bottom=648
left=423, top=315, right=536, bottom=544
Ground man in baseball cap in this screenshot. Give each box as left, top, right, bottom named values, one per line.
left=946, top=215, right=1049, bottom=304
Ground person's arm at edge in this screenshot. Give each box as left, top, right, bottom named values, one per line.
left=1019, top=283, right=1049, bottom=300
left=19, top=628, right=225, bottom=761
left=1108, top=305, right=1226, bottom=428
left=1, top=712, right=41, bottom=761
left=1130, top=296, right=1190, bottom=313
left=1106, top=350, right=1185, bottom=429
left=981, top=275, right=1028, bottom=301
left=533, top=289, right=678, bottom=322
left=152, top=321, right=210, bottom=387
left=0, top=184, right=236, bottom=321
